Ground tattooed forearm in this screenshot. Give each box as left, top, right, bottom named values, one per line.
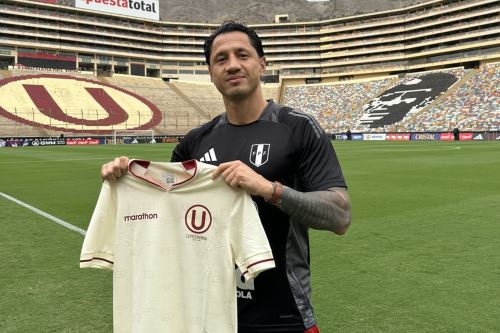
left=279, top=186, right=351, bottom=234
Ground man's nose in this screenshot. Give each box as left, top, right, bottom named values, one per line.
left=226, top=55, right=241, bottom=72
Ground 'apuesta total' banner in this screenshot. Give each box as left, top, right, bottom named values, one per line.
left=76, top=0, right=159, bottom=21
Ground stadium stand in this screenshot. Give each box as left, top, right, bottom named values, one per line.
left=355, top=67, right=468, bottom=132
left=282, top=65, right=499, bottom=134
left=0, top=68, right=279, bottom=136
left=283, top=77, right=396, bottom=133
left=169, top=80, right=279, bottom=115
left=0, top=0, right=499, bottom=137
left=416, top=62, right=500, bottom=131
left=168, top=80, right=223, bottom=120
left=101, top=75, right=197, bottom=135
left=261, top=84, right=280, bottom=104
left=1, top=70, right=158, bottom=134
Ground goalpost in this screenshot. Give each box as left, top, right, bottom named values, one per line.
left=112, top=129, right=156, bottom=145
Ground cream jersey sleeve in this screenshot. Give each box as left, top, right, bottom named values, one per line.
left=231, top=191, right=275, bottom=281
left=80, top=180, right=117, bottom=269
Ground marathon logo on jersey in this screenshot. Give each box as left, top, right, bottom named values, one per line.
left=77, top=0, right=159, bottom=21
left=185, top=205, right=212, bottom=241
left=249, top=144, right=270, bottom=167
left=123, top=212, right=158, bottom=222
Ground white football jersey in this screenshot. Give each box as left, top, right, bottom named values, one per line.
left=80, top=159, right=275, bottom=333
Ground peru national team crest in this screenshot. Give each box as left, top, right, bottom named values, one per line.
left=249, top=144, right=270, bottom=167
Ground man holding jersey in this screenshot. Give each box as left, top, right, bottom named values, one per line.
left=101, top=21, right=351, bottom=333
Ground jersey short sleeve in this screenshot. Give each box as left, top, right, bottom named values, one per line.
left=230, top=191, right=275, bottom=281
left=285, top=109, right=346, bottom=191
left=80, top=181, right=117, bottom=269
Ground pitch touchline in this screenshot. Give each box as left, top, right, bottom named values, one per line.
left=0, top=156, right=142, bottom=164
left=0, top=157, right=110, bottom=164
left=0, top=192, right=86, bottom=236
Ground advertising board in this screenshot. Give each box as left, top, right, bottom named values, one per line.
left=76, top=0, right=160, bottom=21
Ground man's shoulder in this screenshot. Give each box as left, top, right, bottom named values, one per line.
left=279, top=106, right=315, bottom=123
left=262, top=100, right=312, bottom=126
left=273, top=104, right=323, bottom=138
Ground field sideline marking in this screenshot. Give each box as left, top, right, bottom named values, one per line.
left=0, top=192, right=86, bottom=236
left=0, top=157, right=110, bottom=164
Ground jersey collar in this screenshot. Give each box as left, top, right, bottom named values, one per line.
left=128, top=159, right=198, bottom=191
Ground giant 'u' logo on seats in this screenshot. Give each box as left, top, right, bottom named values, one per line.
left=0, top=74, right=162, bottom=133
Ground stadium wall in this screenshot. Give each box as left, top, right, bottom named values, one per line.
left=2, top=130, right=500, bottom=149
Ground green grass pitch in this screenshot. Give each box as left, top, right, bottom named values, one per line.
left=0, top=141, right=499, bottom=332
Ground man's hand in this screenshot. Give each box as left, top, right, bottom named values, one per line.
left=211, top=161, right=352, bottom=234
left=212, top=160, right=274, bottom=200
left=101, top=156, right=129, bottom=181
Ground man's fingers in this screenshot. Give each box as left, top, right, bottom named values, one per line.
left=114, top=156, right=129, bottom=176
left=112, top=157, right=124, bottom=178
left=101, top=156, right=129, bottom=182
left=101, top=163, right=117, bottom=182
left=212, top=162, right=234, bottom=179
left=101, top=163, right=109, bottom=181
left=119, top=156, right=129, bottom=170
left=229, top=177, right=241, bottom=189
left=221, top=162, right=240, bottom=180
left=224, top=166, right=243, bottom=187
left=210, top=160, right=271, bottom=197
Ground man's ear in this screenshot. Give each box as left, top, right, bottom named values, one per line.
left=259, top=57, right=266, bottom=74
left=208, top=66, right=213, bottom=82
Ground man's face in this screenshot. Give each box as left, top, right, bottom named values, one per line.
left=208, top=31, right=266, bottom=101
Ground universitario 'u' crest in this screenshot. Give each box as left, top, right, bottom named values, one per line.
left=249, top=144, right=270, bottom=167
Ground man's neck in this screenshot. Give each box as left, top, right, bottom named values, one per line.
left=223, top=94, right=268, bottom=125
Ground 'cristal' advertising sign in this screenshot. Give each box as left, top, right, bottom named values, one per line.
left=76, top=0, right=159, bottom=21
